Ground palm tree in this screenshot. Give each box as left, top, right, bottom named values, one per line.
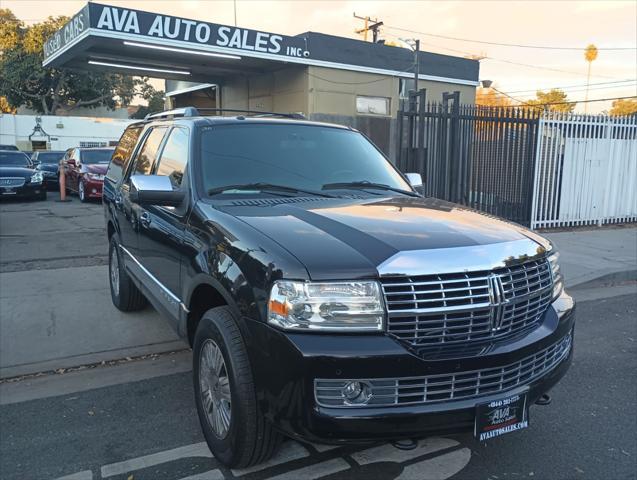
left=584, top=44, right=598, bottom=114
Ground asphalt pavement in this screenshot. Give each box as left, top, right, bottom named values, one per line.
left=1, top=195, right=636, bottom=480
left=1, top=288, right=635, bottom=480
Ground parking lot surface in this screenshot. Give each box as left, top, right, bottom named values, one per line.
left=1, top=196, right=636, bottom=480
left=0, top=196, right=184, bottom=378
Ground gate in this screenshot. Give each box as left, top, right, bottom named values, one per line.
left=530, top=113, right=637, bottom=229
left=396, top=90, right=540, bottom=226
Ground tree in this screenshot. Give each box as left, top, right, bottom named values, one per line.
left=129, top=83, right=166, bottom=119
left=0, top=96, right=16, bottom=113
left=475, top=87, right=512, bottom=107
left=524, top=89, right=575, bottom=114
left=609, top=98, right=637, bottom=117
left=0, top=9, right=143, bottom=114
left=584, top=44, right=598, bottom=114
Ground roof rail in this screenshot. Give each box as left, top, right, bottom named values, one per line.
left=144, top=107, right=199, bottom=120
left=196, top=108, right=306, bottom=119
left=144, top=107, right=306, bottom=121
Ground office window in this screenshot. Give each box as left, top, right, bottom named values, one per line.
left=356, top=96, right=390, bottom=116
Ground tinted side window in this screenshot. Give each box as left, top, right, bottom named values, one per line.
left=130, top=127, right=167, bottom=177
left=155, top=127, right=189, bottom=188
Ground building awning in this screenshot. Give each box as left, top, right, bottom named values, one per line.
left=44, top=2, right=479, bottom=86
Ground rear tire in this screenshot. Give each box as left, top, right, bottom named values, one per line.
left=193, top=306, right=282, bottom=467
left=108, top=234, right=147, bottom=311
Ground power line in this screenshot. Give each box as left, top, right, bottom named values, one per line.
left=382, top=32, right=626, bottom=80
left=491, top=88, right=636, bottom=107
left=383, top=25, right=637, bottom=51
left=499, top=79, right=637, bottom=94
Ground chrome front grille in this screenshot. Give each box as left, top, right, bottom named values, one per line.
left=0, top=177, right=25, bottom=188
left=382, top=258, right=553, bottom=346
left=315, top=332, right=572, bottom=408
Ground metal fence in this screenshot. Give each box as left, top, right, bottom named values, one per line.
left=530, top=113, right=637, bottom=229
left=396, top=91, right=540, bottom=226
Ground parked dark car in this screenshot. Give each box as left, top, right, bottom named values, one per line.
left=103, top=108, right=574, bottom=468
left=32, top=150, right=65, bottom=189
left=62, top=147, right=113, bottom=202
left=0, top=144, right=19, bottom=151
left=0, top=150, right=46, bottom=200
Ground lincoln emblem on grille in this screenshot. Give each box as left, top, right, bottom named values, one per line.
left=488, top=274, right=509, bottom=331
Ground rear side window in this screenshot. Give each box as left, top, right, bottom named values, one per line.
left=155, top=127, right=189, bottom=188
left=107, top=126, right=142, bottom=182
left=130, top=127, right=167, bottom=177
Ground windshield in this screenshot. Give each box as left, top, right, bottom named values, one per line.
left=200, top=124, right=410, bottom=196
left=81, top=149, right=114, bottom=164
left=37, top=152, right=65, bottom=164
left=0, top=151, right=31, bottom=167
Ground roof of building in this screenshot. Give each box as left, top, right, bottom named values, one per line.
left=43, top=2, right=479, bottom=87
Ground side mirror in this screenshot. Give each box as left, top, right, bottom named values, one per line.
left=405, top=173, right=423, bottom=188
left=130, top=175, right=185, bottom=207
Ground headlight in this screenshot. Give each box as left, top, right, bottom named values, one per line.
left=85, top=173, right=105, bottom=181
left=30, top=172, right=43, bottom=184
left=548, top=252, right=564, bottom=300
left=268, top=281, right=384, bottom=331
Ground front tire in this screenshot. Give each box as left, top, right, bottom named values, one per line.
left=193, top=307, right=282, bottom=468
left=79, top=180, right=87, bottom=202
left=108, top=234, right=147, bottom=311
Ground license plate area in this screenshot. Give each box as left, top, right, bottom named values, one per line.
left=2, top=188, right=16, bottom=195
left=475, top=391, right=529, bottom=441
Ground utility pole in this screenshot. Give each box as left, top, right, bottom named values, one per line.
left=413, top=39, right=420, bottom=92
left=353, top=13, right=383, bottom=43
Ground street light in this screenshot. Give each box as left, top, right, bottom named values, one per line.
left=400, top=38, right=420, bottom=92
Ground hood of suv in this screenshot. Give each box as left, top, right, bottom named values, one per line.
left=216, top=196, right=549, bottom=280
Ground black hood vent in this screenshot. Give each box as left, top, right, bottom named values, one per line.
left=228, top=194, right=365, bottom=207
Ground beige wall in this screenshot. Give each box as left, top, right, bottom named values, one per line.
left=218, top=65, right=476, bottom=117
left=308, top=66, right=400, bottom=117
left=220, top=66, right=308, bottom=114
left=307, top=66, right=476, bottom=117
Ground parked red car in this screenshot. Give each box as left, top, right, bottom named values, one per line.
left=62, top=147, right=114, bottom=202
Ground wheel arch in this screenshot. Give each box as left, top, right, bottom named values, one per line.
left=185, top=275, right=242, bottom=347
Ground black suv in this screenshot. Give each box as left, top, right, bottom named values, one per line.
left=104, top=107, right=575, bottom=467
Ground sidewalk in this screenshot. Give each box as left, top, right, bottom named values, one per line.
left=544, top=226, right=637, bottom=288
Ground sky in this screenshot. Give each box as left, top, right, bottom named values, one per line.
left=4, top=0, right=637, bottom=113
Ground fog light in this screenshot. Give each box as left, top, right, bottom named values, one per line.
left=342, top=381, right=371, bottom=405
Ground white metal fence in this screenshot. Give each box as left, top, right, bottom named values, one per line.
left=531, top=113, right=637, bottom=229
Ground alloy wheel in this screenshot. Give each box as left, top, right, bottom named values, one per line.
left=110, top=246, right=119, bottom=297
left=199, top=339, right=232, bottom=439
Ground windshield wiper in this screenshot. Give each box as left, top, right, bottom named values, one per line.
left=208, top=183, right=335, bottom=198
left=322, top=181, right=420, bottom=197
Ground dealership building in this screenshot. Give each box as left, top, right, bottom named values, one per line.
left=44, top=2, right=480, bottom=156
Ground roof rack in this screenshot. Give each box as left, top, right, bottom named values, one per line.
left=145, top=107, right=305, bottom=120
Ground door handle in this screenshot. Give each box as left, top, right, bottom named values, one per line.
left=139, top=211, right=151, bottom=228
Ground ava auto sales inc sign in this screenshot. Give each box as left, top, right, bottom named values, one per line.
left=44, top=2, right=311, bottom=62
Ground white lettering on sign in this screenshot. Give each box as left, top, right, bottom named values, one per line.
left=195, top=23, right=211, bottom=43
left=96, top=7, right=140, bottom=33
left=89, top=6, right=304, bottom=58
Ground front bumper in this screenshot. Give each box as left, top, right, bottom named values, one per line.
left=244, top=291, right=575, bottom=444
left=0, top=182, right=45, bottom=198
left=82, top=178, right=104, bottom=198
